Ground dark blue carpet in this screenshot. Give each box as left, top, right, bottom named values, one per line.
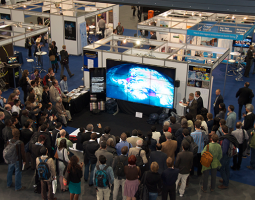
left=1, top=30, right=255, bottom=187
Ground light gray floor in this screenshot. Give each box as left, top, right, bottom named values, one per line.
left=0, top=163, right=254, bottom=200
left=119, top=5, right=140, bottom=30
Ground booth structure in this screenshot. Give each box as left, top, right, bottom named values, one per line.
left=0, top=0, right=119, bottom=55
left=82, top=35, right=230, bottom=115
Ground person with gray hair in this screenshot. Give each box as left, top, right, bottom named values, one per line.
left=55, top=96, right=72, bottom=127
left=243, top=104, right=255, bottom=131
left=161, top=131, right=177, bottom=161
left=128, top=139, right=148, bottom=165
left=86, top=124, right=94, bottom=132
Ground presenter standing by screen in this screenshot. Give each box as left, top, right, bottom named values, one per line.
left=183, top=93, right=197, bottom=120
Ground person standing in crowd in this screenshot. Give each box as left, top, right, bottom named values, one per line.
left=195, top=91, right=204, bottom=114
left=141, top=162, right=162, bottom=200
left=55, top=97, right=72, bottom=127
left=93, top=155, right=114, bottom=200
left=31, top=69, right=41, bottom=81
left=127, top=129, right=143, bottom=147
left=149, top=144, right=167, bottom=174
left=115, top=133, right=132, bottom=156
left=161, top=157, right=179, bottom=200
left=95, top=141, right=113, bottom=167
left=6, top=128, right=26, bottom=191
left=131, top=6, right=136, bottom=16
left=169, top=117, right=181, bottom=137
left=67, top=155, right=83, bottom=200
left=128, top=139, right=148, bottom=165
left=183, top=93, right=197, bottom=119
left=76, top=127, right=86, bottom=151
left=159, top=124, right=171, bottom=144
left=19, top=70, right=30, bottom=103
left=216, top=103, right=226, bottom=119
left=12, top=100, right=21, bottom=115
left=60, top=45, right=74, bottom=79
left=231, top=122, right=249, bottom=170
left=59, top=75, right=68, bottom=94
left=213, top=89, right=224, bottom=117
left=145, top=132, right=157, bottom=152
left=98, top=16, right=106, bottom=38
left=151, top=126, right=161, bottom=143
left=106, top=138, right=117, bottom=156
left=45, top=68, right=55, bottom=87
left=244, top=45, right=254, bottom=77
left=49, top=43, right=59, bottom=73
left=218, top=125, right=238, bottom=189
left=124, top=155, right=141, bottom=200
left=196, top=115, right=208, bottom=135
left=201, top=134, right=222, bottom=192
left=99, top=126, right=116, bottom=146
left=36, top=147, right=56, bottom=200
left=247, top=127, right=255, bottom=170
left=236, top=82, right=254, bottom=120
left=161, top=132, right=177, bottom=162
left=207, top=113, right=214, bottom=134
left=83, top=133, right=100, bottom=186
left=51, top=122, right=62, bottom=149
left=226, top=105, right=237, bottom=133
left=57, top=139, right=69, bottom=192
left=175, top=141, right=193, bottom=197
left=112, top=146, right=129, bottom=200
left=190, top=120, right=204, bottom=176
left=56, top=129, right=73, bottom=150
left=49, top=80, right=66, bottom=105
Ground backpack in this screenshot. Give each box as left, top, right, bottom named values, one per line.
left=184, top=137, right=198, bottom=156
left=135, top=149, right=144, bottom=167
left=227, top=142, right=237, bottom=157
left=43, top=75, right=47, bottom=86
left=115, top=156, right=125, bottom=177
left=200, top=144, right=213, bottom=168
left=38, top=157, right=51, bottom=180
left=158, top=113, right=168, bottom=125
left=3, top=140, right=20, bottom=164
left=95, top=166, right=109, bottom=188
left=147, top=113, right=159, bottom=125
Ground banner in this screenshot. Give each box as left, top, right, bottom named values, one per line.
left=80, top=22, right=87, bottom=52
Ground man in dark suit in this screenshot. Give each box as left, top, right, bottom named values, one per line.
left=4, top=104, right=12, bottom=121
left=213, top=89, right=223, bottom=117
left=169, top=116, right=181, bottom=136
left=51, top=122, right=62, bottom=149
left=195, top=91, right=203, bottom=114
left=76, top=127, right=89, bottom=151
left=149, top=144, right=167, bottom=174
left=183, top=93, right=197, bottom=120
left=236, top=82, right=254, bottom=120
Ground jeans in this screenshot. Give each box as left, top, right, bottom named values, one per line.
left=250, top=148, right=255, bottom=169
left=175, top=173, right=189, bottom=195
left=220, top=154, right=231, bottom=186
left=190, top=153, right=202, bottom=176
left=60, top=64, right=72, bottom=79
left=203, top=168, right=217, bottom=190
left=7, top=161, right=22, bottom=190
left=84, top=161, right=96, bottom=185
left=149, top=192, right=158, bottom=200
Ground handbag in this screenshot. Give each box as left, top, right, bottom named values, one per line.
left=135, top=171, right=149, bottom=200
left=63, top=170, right=70, bottom=186
left=49, top=55, right=55, bottom=61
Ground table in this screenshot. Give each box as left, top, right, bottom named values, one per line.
left=63, top=90, right=90, bottom=115
left=179, top=101, right=187, bottom=116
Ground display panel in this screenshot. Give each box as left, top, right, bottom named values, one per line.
left=7, top=56, right=19, bottom=64
left=106, top=59, right=175, bottom=109
left=90, top=68, right=106, bottom=94
left=233, top=38, right=252, bottom=48
left=64, top=21, right=76, bottom=40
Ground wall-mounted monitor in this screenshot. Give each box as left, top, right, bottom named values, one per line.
left=233, top=38, right=252, bottom=48
left=64, top=21, right=76, bottom=40
left=106, top=59, right=176, bottom=109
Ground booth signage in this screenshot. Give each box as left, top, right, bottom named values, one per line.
left=187, top=65, right=211, bottom=89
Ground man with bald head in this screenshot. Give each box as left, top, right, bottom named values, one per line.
left=161, top=132, right=177, bottom=162
left=213, top=89, right=223, bottom=117
left=128, top=139, right=148, bottom=165
left=231, top=122, right=249, bottom=170
left=4, top=104, right=12, bottom=121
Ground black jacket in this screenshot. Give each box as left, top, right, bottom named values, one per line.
left=214, top=95, right=223, bottom=116
left=51, top=129, right=60, bottom=148
left=175, top=151, right=193, bottom=174
left=243, top=113, right=255, bottom=131
left=21, top=115, right=29, bottom=127
left=141, top=171, right=162, bottom=193
left=39, top=131, right=52, bottom=153
left=31, top=143, right=44, bottom=159
left=76, top=131, right=92, bottom=151
left=236, top=87, right=254, bottom=105
left=60, top=50, right=69, bottom=64
left=197, top=96, right=204, bottom=114
left=149, top=151, right=168, bottom=174
left=20, top=128, right=33, bottom=145
left=83, top=140, right=99, bottom=164
left=112, top=155, right=128, bottom=179
left=4, top=110, right=12, bottom=121
left=42, top=91, right=51, bottom=108
left=169, top=123, right=181, bottom=136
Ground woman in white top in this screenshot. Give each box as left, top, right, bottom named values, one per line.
left=196, top=115, right=209, bottom=135
left=57, top=139, right=70, bottom=192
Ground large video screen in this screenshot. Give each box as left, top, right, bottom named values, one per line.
left=233, top=38, right=252, bottom=48
left=106, top=60, right=175, bottom=109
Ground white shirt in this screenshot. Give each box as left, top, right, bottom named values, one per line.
left=12, top=105, right=21, bottom=114
left=201, top=121, right=209, bottom=135
left=152, top=131, right=161, bottom=143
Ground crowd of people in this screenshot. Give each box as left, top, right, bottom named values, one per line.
left=0, top=81, right=255, bottom=200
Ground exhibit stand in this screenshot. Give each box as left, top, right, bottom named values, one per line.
left=82, top=35, right=230, bottom=115
left=0, top=0, right=119, bottom=55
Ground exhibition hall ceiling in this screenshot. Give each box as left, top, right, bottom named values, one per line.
left=86, top=0, right=255, bottom=15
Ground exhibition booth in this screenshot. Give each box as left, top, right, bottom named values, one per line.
left=0, top=0, right=119, bottom=55
left=82, top=35, right=230, bottom=116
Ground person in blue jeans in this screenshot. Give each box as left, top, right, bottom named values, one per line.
left=247, top=130, right=255, bottom=170
left=141, top=162, right=162, bottom=200
left=218, top=125, right=239, bottom=189
left=6, top=128, right=26, bottom=191
left=83, top=133, right=100, bottom=186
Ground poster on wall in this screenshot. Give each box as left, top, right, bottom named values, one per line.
left=201, top=37, right=218, bottom=47
left=83, top=50, right=98, bottom=68
left=80, top=22, right=87, bottom=51
left=64, top=21, right=76, bottom=40
left=0, top=14, right=11, bottom=20
left=187, top=65, right=211, bottom=89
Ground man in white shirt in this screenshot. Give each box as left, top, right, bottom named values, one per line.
left=12, top=99, right=21, bottom=115
left=151, top=125, right=161, bottom=143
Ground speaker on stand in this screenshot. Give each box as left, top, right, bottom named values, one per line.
left=174, top=80, right=180, bottom=110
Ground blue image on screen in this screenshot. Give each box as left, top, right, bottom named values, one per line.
left=106, top=62, right=175, bottom=109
